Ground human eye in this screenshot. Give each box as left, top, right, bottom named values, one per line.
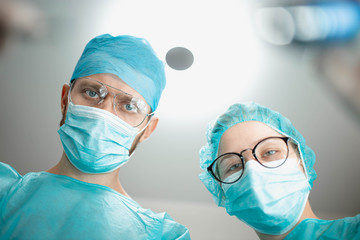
left=263, top=149, right=277, bottom=157
left=219, top=162, right=242, bottom=180
left=77, top=81, right=101, bottom=99
left=124, top=102, right=138, bottom=113
left=259, top=147, right=284, bottom=161
left=228, top=163, right=242, bottom=172
left=85, top=89, right=99, bottom=99
left=256, top=138, right=288, bottom=164
left=217, top=156, right=243, bottom=179
left=116, top=97, right=141, bottom=114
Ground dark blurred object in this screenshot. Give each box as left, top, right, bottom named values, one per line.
left=0, top=13, right=8, bottom=49
left=166, top=47, right=194, bottom=70
left=317, top=41, right=360, bottom=121
left=254, top=1, right=360, bottom=45
left=0, top=1, right=46, bottom=51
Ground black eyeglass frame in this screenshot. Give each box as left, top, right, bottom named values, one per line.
left=207, top=136, right=290, bottom=184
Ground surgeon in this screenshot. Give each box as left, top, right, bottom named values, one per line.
left=0, top=34, right=190, bottom=239
left=199, top=102, right=360, bottom=239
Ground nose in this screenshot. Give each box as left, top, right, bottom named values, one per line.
left=240, top=149, right=256, bottom=163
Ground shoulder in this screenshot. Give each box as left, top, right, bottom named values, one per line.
left=285, top=216, right=360, bottom=240
left=0, top=162, right=21, bottom=176
left=0, top=162, right=21, bottom=200
left=154, top=211, right=191, bottom=239
left=114, top=198, right=190, bottom=239
left=0, top=162, right=21, bottom=184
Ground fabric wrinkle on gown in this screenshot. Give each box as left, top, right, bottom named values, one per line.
left=285, top=214, right=360, bottom=239
left=0, top=162, right=190, bottom=240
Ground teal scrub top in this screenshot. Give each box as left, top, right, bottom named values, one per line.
left=0, top=162, right=190, bottom=240
left=285, top=215, right=360, bottom=239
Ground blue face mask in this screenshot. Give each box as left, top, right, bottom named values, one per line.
left=222, top=158, right=310, bottom=235
left=58, top=102, right=139, bottom=174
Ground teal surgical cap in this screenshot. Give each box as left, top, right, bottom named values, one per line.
left=199, top=102, right=317, bottom=207
left=70, top=34, right=166, bottom=111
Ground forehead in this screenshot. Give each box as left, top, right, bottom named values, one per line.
left=80, top=73, right=149, bottom=105
left=218, top=121, right=284, bottom=154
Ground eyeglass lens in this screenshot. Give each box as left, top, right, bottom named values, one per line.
left=70, top=78, right=149, bottom=127
left=212, top=137, right=288, bottom=183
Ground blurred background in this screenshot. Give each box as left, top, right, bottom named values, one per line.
left=0, top=0, right=359, bottom=239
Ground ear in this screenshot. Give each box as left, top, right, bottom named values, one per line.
left=61, top=84, right=70, bottom=114
left=138, top=116, right=159, bottom=143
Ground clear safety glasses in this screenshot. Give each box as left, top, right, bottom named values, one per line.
left=207, top=137, right=290, bottom=184
left=69, top=77, right=154, bottom=127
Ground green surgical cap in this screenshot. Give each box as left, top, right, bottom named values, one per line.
left=70, top=34, right=166, bottom=111
left=199, top=102, right=317, bottom=207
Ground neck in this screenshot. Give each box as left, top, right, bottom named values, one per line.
left=256, top=200, right=319, bottom=240
left=47, top=152, right=130, bottom=198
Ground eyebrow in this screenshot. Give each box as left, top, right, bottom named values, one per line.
left=78, top=81, right=102, bottom=90
left=79, top=77, right=132, bottom=97
left=217, top=153, right=239, bottom=165
left=219, top=135, right=285, bottom=157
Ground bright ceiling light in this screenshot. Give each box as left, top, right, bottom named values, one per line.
left=97, top=0, right=264, bottom=122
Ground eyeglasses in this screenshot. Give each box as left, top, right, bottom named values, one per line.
left=207, top=137, right=290, bottom=184
left=69, top=77, right=153, bottom=127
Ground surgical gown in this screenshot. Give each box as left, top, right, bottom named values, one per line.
left=0, top=162, right=190, bottom=240
left=285, top=215, right=360, bottom=239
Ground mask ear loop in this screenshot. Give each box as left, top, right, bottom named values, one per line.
left=129, top=150, right=136, bottom=158
left=288, top=138, right=303, bottom=168
left=137, top=114, right=155, bottom=134
left=68, top=80, right=76, bottom=104
left=128, top=114, right=156, bottom=158
left=294, top=145, right=308, bottom=181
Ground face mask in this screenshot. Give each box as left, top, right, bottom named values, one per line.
left=222, top=158, right=310, bottom=235
left=58, top=102, right=139, bottom=174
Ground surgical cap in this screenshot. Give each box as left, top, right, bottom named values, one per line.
left=70, top=34, right=166, bottom=111
left=199, top=102, right=317, bottom=207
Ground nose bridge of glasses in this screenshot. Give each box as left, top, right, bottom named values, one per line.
left=240, top=148, right=256, bottom=162
left=92, top=84, right=116, bottom=114
left=99, top=84, right=108, bottom=99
